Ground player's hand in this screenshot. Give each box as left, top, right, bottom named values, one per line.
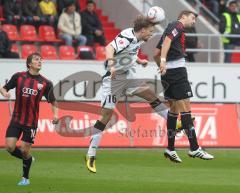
left=3, top=92, right=11, bottom=99
left=110, top=66, right=116, bottom=79
left=159, top=62, right=167, bottom=75
left=52, top=117, right=59, bottom=124
left=140, top=59, right=148, bottom=67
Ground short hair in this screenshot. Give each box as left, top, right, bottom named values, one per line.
left=178, top=10, right=198, bottom=19
left=133, top=15, right=155, bottom=32
left=228, top=0, right=237, bottom=6
left=87, top=0, right=95, bottom=5
left=26, top=52, right=42, bottom=69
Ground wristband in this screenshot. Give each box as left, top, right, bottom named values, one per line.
left=161, top=58, right=166, bottom=62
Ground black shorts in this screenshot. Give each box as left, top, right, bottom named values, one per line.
left=5, top=122, right=37, bottom=144
left=161, top=67, right=193, bottom=100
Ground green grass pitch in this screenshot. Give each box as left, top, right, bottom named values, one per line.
left=0, top=149, right=239, bottom=193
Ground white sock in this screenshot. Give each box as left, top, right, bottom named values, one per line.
left=153, top=103, right=168, bottom=119
left=87, top=132, right=103, bottom=157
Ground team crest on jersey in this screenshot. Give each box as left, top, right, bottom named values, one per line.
left=172, top=28, right=178, bottom=37
left=119, top=39, right=124, bottom=45
left=37, top=83, right=43, bottom=90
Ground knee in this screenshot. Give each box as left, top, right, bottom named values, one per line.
left=5, top=144, right=15, bottom=153
left=22, top=149, right=30, bottom=159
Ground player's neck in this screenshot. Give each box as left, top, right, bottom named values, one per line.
left=178, top=19, right=185, bottom=27
left=134, top=31, right=141, bottom=41
left=28, top=69, right=40, bottom=76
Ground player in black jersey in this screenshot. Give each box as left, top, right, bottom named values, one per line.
left=0, top=53, right=58, bottom=185
left=154, top=10, right=214, bottom=163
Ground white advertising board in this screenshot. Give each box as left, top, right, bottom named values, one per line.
left=0, top=59, right=239, bottom=103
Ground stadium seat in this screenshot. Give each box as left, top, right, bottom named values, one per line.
left=11, top=44, right=19, bottom=53
left=39, top=25, right=61, bottom=42
left=40, top=45, right=58, bottom=59
left=231, top=52, right=240, bottom=63
left=95, top=46, right=106, bottom=60
left=77, top=46, right=95, bottom=59
left=59, top=45, right=76, bottom=60
left=21, top=44, right=37, bottom=59
left=2, top=24, right=20, bottom=41
left=102, top=22, right=114, bottom=28
left=20, top=25, right=39, bottom=41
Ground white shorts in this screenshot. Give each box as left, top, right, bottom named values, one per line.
left=101, top=70, right=147, bottom=109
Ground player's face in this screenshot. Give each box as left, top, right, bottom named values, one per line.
left=184, top=14, right=196, bottom=28
left=29, top=55, right=43, bottom=71
left=141, top=26, right=155, bottom=41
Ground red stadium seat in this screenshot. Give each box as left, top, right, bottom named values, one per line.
left=21, top=44, right=37, bottom=59
left=20, top=25, right=39, bottom=41
left=11, top=44, right=19, bottom=53
left=40, top=45, right=58, bottom=59
left=102, top=22, right=114, bottom=28
left=95, top=46, right=106, bottom=61
left=39, top=25, right=61, bottom=42
left=59, top=45, right=76, bottom=60
left=231, top=52, right=240, bottom=63
left=2, top=24, right=20, bottom=41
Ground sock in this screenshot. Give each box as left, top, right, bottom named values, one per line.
left=23, top=157, right=32, bottom=179
left=87, top=132, right=103, bottom=157
left=181, top=112, right=199, bottom=151
left=167, top=112, right=178, bottom=151
left=10, top=147, right=23, bottom=159
left=150, top=98, right=168, bottom=119
left=84, top=120, right=106, bottom=136
left=87, top=120, right=106, bottom=157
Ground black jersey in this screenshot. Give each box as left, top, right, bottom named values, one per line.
left=4, top=71, right=56, bottom=128
left=156, top=21, right=186, bottom=61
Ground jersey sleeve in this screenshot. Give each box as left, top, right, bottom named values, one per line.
left=110, top=34, right=132, bottom=54
left=3, top=73, right=19, bottom=91
left=44, top=81, right=56, bottom=103
left=165, top=24, right=184, bottom=41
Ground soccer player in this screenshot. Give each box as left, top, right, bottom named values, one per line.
left=154, top=10, right=214, bottom=163
left=0, top=53, right=58, bottom=185
left=85, top=15, right=175, bottom=173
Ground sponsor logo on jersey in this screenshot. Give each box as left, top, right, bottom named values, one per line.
left=22, top=87, right=38, bottom=97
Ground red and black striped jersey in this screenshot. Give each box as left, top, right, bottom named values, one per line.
left=4, top=71, right=56, bottom=128
left=156, top=21, right=186, bottom=61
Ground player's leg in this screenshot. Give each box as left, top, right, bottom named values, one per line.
left=86, top=72, right=124, bottom=173
left=177, top=100, right=214, bottom=160
left=5, top=124, right=23, bottom=159
left=17, top=127, right=37, bottom=186
left=163, top=100, right=183, bottom=163
left=5, top=137, right=22, bottom=159
left=133, top=87, right=168, bottom=119
left=86, top=108, right=114, bottom=173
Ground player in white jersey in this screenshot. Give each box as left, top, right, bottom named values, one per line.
left=85, top=16, right=171, bottom=173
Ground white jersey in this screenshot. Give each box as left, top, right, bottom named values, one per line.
left=109, top=28, right=144, bottom=72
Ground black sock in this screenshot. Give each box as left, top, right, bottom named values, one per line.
left=94, top=120, right=106, bottom=131
left=23, top=157, right=32, bottom=179
left=181, top=112, right=199, bottom=151
left=10, top=147, right=23, bottom=159
left=167, top=112, right=178, bottom=151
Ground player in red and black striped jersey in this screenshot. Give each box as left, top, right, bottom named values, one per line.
left=0, top=53, right=58, bottom=186
left=154, top=10, right=214, bottom=163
